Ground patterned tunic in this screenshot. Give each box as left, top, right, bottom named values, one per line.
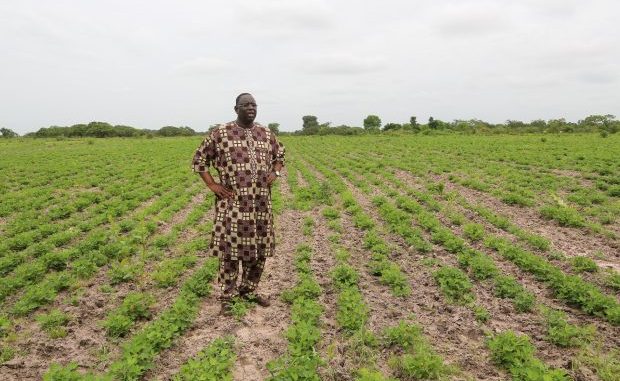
left=191, top=121, right=285, bottom=261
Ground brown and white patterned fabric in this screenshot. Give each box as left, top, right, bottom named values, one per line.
left=191, top=121, right=285, bottom=263
left=218, top=256, right=266, bottom=299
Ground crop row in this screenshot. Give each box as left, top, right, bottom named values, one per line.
left=288, top=140, right=609, bottom=378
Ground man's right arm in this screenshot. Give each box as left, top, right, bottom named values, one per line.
left=198, top=171, right=235, bottom=199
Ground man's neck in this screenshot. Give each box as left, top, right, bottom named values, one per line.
left=236, top=119, right=253, bottom=129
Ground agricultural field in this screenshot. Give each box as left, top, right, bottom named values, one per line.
left=0, top=133, right=619, bottom=381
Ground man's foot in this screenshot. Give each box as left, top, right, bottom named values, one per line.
left=220, top=300, right=233, bottom=316
left=240, top=292, right=270, bottom=307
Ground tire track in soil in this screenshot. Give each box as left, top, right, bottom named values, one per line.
left=0, top=192, right=213, bottom=381
left=375, top=171, right=620, bottom=371
left=145, top=171, right=303, bottom=381
left=396, top=170, right=620, bottom=263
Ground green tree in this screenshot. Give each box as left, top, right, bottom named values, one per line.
left=383, top=123, right=402, bottom=131
left=0, top=128, right=18, bottom=138
left=363, top=115, right=381, bottom=131
left=302, top=115, right=320, bottom=135
left=580, top=114, right=618, bottom=133
left=428, top=117, right=439, bottom=130
left=410, top=116, right=418, bottom=129
left=268, top=123, right=280, bottom=135
left=158, top=126, right=195, bottom=137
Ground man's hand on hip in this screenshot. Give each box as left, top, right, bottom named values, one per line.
left=267, top=172, right=278, bottom=186
left=208, top=183, right=235, bottom=199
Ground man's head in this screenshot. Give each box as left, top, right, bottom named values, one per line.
left=234, top=93, right=257, bottom=125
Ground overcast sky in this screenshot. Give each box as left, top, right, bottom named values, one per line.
left=1, top=0, right=619, bottom=134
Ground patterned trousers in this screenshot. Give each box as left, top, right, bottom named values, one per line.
left=218, top=256, right=266, bottom=300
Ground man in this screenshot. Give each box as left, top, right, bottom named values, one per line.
left=191, top=93, right=285, bottom=315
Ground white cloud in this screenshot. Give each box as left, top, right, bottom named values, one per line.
left=174, top=57, right=233, bottom=76
left=302, top=55, right=388, bottom=75
left=235, top=0, right=333, bottom=33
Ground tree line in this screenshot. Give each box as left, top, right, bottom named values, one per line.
left=1, top=122, right=197, bottom=138
left=1, top=114, right=618, bottom=139
left=287, top=114, right=620, bottom=136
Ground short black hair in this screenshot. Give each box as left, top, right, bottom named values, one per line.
left=235, top=92, right=252, bottom=105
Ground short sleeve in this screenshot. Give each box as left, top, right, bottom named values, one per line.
left=191, top=131, right=217, bottom=173
left=270, top=133, right=285, bottom=165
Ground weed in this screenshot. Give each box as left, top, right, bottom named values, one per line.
left=421, top=258, right=440, bottom=267
left=383, top=321, right=423, bottom=351
left=473, top=305, right=491, bottom=323
left=36, top=309, right=70, bottom=338
left=433, top=266, right=474, bottom=304
left=463, top=223, right=485, bottom=241
left=389, top=352, right=452, bottom=380
left=322, top=207, right=340, bottom=220
left=541, top=307, right=595, bottom=347
left=336, top=288, right=368, bottom=333
left=173, top=336, right=236, bottom=381
left=303, top=216, right=315, bottom=236
left=0, top=315, right=11, bottom=338
left=226, top=297, right=252, bottom=320
left=355, top=368, right=397, bottom=381
left=570, top=256, right=598, bottom=273
left=488, top=331, right=569, bottom=380
left=0, top=345, right=15, bottom=363
left=603, top=271, right=620, bottom=290
left=540, top=205, right=585, bottom=227
left=331, top=264, right=359, bottom=289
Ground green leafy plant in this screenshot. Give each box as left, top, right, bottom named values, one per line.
left=36, top=309, right=70, bottom=338
left=463, top=223, right=485, bottom=241
left=570, top=256, right=598, bottom=273
left=173, top=336, right=236, bottom=381
left=433, top=266, right=474, bottom=304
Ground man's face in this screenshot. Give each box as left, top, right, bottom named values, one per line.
left=235, top=94, right=257, bottom=124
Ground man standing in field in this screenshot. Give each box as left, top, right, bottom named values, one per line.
left=191, top=93, right=285, bottom=315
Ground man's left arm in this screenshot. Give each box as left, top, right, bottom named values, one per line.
left=267, top=134, right=285, bottom=186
